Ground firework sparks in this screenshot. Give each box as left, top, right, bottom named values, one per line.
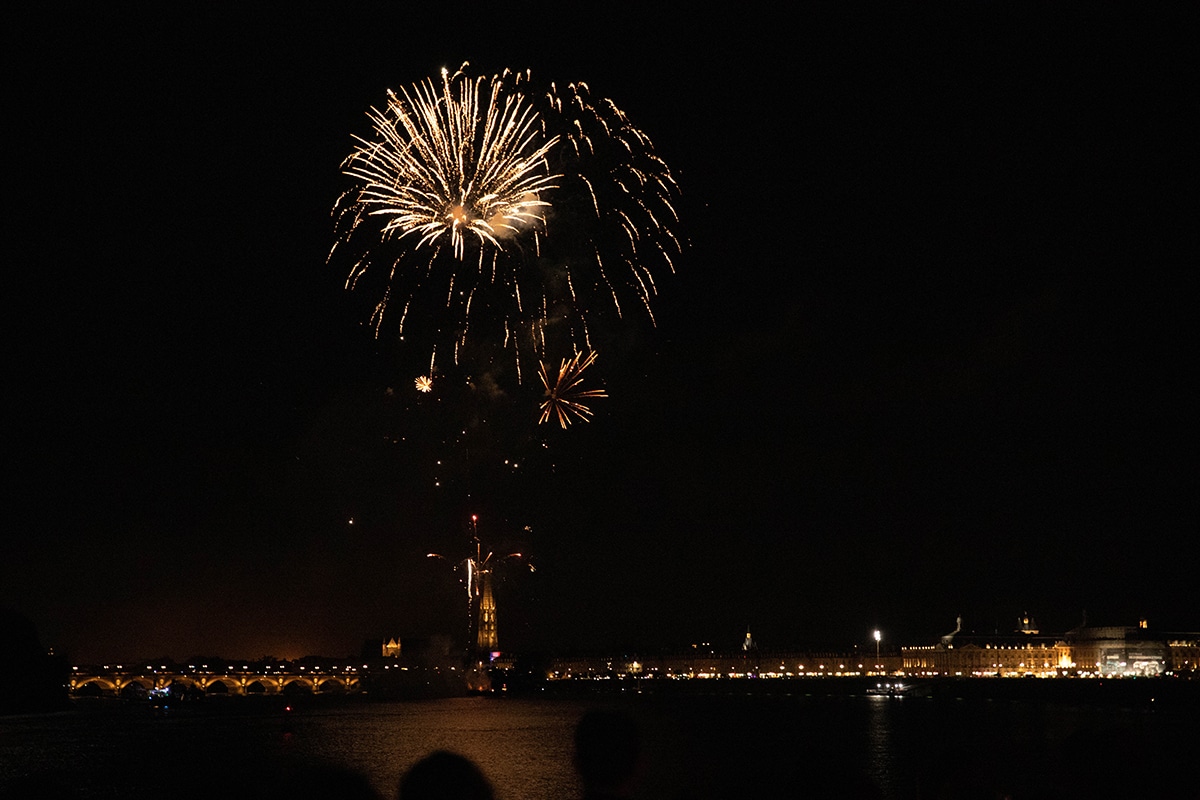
left=341, top=65, right=558, bottom=262
left=539, top=350, right=607, bottom=428
left=331, top=63, right=682, bottom=381
left=427, top=516, right=532, bottom=652
left=414, top=375, right=433, bottom=392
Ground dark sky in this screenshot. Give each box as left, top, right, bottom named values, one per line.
left=8, top=6, right=1192, bottom=663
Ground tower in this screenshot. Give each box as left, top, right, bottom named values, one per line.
left=476, top=569, right=498, bottom=651
left=429, top=515, right=529, bottom=659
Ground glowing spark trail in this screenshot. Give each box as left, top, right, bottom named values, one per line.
left=539, top=350, right=607, bottom=428
left=331, top=64, right=682, bottom=382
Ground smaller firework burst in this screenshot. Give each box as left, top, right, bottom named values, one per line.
left=539, top=350, right=607, bottom=428
left=415, top=375, right=433, bottom=393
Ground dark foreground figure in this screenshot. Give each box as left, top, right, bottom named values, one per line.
left=399, top=750, right=496, bottom=800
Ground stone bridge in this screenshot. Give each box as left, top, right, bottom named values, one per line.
left=70, top=661, right=363, bottom=697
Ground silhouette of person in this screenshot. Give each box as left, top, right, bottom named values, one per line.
left=398, top=750, right=495, bottom=800
left=574, top=709, right=642, bottom=799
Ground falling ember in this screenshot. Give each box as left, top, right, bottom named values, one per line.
left=539, top=350, right=607, bottom=428
left=415, top=375, right=433, bottom=392
left=330, top=63, right=682, bottom=381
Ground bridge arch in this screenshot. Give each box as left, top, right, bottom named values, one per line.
left=72, top=677, right=116, bottom=696
left=167, top=677, right=200, bottom=694
left=118, top=678, right=153, bottom=699
left=204, top=677, right=237, bottom=695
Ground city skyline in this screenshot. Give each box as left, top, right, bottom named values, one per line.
left=44, top=606, right=1199, bottom=667
left=8, top=7, right=1191, bottom=664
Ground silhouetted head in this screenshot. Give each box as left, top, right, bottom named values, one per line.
left=573, top=709, right=642, bottom=798
left=399, top=750, right=494, bottom=800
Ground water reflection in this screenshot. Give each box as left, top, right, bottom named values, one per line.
left=1, top=691, right=1191, bottom=799
left=865, top=695, right=896, bottom=796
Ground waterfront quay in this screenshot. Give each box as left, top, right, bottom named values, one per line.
left=544, top=635, right=1199, bottom=682
left=541, top=620, right=1199, bottom=683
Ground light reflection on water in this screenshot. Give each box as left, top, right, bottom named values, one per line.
left=0, top=697, right=590, bottom=800
left=279, top=697, right=584, bottom=798
left=0, top=690, right=1190, bottom=799
left=864, top=695, right=896, bottom=795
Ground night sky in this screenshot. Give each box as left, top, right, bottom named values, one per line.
left=8, top=6, right=1191, bottom=664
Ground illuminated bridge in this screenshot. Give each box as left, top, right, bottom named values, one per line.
left=70, top=660, right=365, bottom=697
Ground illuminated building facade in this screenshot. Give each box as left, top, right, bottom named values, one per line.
left=900, top=617, right=1193, bottom=677
left=1065, top=623, right=1167, bottom=677
left=546, top=617, right=1194, bottom=681
left=542, top=622, right=1198, bottom=682
left=1167, top=637, right=1200, bottom=674
left=547, top=649, right=906, bottom=680
left=902, top=615, right=1071, bottom=677
left=902, top=640, right=1071, bottom=677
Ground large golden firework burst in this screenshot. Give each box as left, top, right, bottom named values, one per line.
left=330, top=63, right=682, bottom=384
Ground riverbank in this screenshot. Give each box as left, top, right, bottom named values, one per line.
left=528, top=673, right=1200, bottom=712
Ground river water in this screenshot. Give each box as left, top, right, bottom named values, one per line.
left=1, top=682, right=1192, bottom=799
